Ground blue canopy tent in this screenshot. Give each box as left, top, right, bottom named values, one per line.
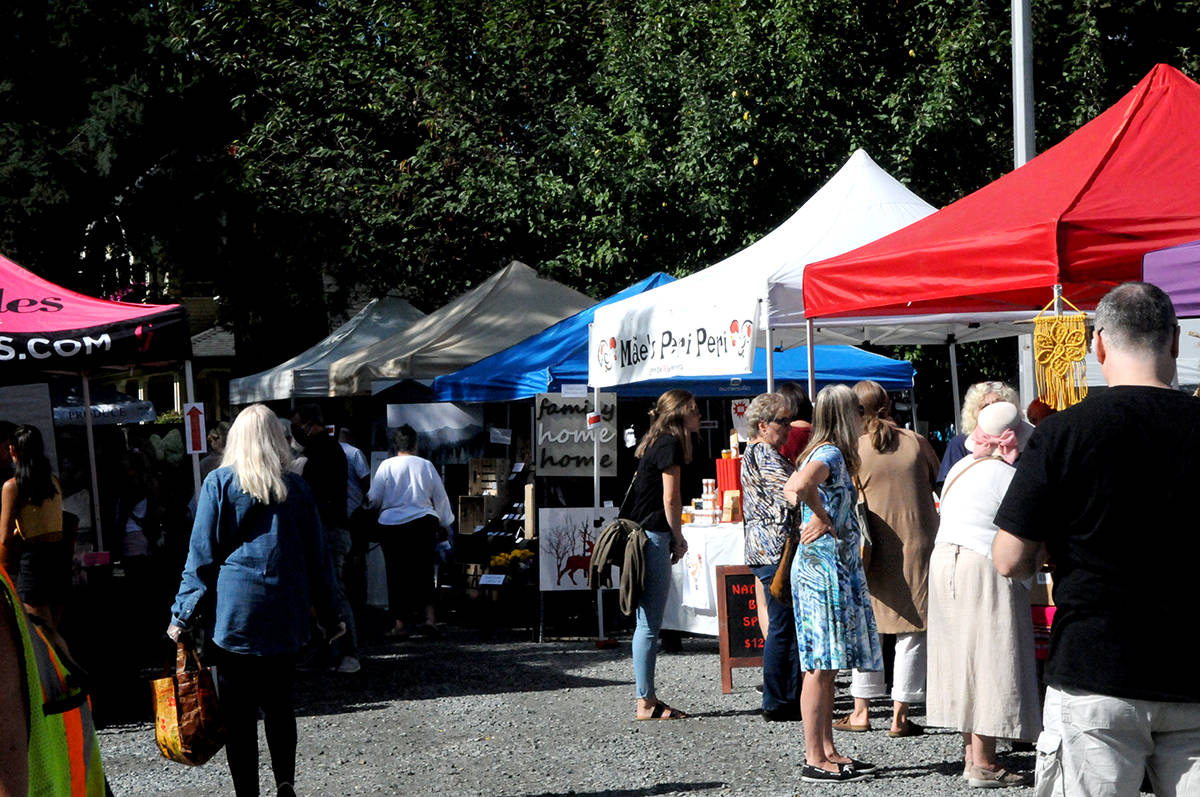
left=433, top=274, right=913, bottom=402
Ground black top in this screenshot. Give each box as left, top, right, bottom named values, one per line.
left=994, top=385, right=1200, bottom=702
left=625, top=435, right=684, bottom=533
left=301, top=432, right=348, bottom=528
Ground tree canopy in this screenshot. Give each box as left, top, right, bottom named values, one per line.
left=3, top=0, right=1198, bottom=379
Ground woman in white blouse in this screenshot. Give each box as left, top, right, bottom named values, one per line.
left=926, top=402, right=1040, bottom=788
left=367, top=425, right=454, bottom=639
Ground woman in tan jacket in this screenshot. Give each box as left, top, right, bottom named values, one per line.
left=834, top=381, right=939, bottom=737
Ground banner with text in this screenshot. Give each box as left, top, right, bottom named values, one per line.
left=588, top=300, right=758, bottom=387
left=535, top=392, right=617, bottom=477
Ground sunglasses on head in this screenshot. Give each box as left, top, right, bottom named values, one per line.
left=768, top=416, right=792, bottom=425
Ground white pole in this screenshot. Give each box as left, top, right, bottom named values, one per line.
left=1013, top=0, right=1038, bottom=409
left=1008, top=0, right=1036, bottom=410
left=762, top=298, right=775, bottom=393
left=592, top=379, right=605, bottom=642
left=80, top=372, right=103, bottom=552
left=185, top=359, right=202, bottom=500
left=948, top=341, right=962, bottom=430
left=1012, top=0, right=1036, bottom=169
left=805, top=318, right=817, bottom=399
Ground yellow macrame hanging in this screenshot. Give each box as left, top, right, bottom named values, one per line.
left=1032, top=297, right=1088, bottom=410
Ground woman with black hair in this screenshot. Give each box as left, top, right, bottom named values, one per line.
left=0, top=425, right=69, bottom=637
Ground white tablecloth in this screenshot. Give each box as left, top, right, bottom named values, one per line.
left=661, top=522, right=745, bottom=636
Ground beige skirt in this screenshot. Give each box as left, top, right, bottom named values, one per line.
left=926, top=544, right=1042, bottom=741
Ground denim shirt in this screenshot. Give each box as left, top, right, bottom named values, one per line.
left=171, top=468, right=335, bottom=656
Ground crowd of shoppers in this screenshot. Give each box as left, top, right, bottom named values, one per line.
left=6, top=280, right=1198, bottom=796
left=730, top=376, right=1041, bottom=788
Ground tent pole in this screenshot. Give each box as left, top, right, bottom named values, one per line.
left=763, top=298, right=775, bottom=393
left=592, top=384, right=606, bottom=643
left=531, top=399, right=545, bottom=643
left=948, top=340, right=962, bottom=430
left=185, top=360, right=202, bottom=500
left=80, top=372, right=103, bottom=552
left=1012, top=0, right=1035, bottom=168
left=1012, top=0, right=1037, bottom=410
left=805, top=319, right=817, bottom=399
left=911, top=376, right=920, bottom=431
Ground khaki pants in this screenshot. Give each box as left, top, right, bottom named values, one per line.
left=1048, top=685, right=1200, bottom=797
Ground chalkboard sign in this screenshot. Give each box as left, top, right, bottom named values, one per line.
left=715, top=565, right=764, bottom=693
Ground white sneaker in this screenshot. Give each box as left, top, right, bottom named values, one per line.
left=336, top=656, right=362, bottom=674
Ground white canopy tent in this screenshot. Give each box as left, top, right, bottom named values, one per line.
left=330, top=261, right=596, bottom=396
left=229, top=296, right=426, bottom=404
left=588, top=150, right=937, bottom=389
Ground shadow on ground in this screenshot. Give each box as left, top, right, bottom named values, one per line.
left=293, top=628, right=637, bottom=718
left=518, top=782, right=727, bottom=797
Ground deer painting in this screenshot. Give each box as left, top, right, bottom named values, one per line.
left=557, top=539, right=594, bottom=585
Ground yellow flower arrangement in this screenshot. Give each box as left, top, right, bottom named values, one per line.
left=489, top=549, right=535, bottom=570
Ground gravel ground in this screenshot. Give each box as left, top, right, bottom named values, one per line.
left=100, top=629, right=1034, bottom=797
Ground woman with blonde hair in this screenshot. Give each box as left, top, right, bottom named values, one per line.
left=937, top=381, right=1019, bottom=485
left=168, top=404, right=338, bottom=797
left=836, top=381, right=939, bottom=738
left=624, top=388, right=699, bottom=720
left=784, top=384, right=883, bottom=783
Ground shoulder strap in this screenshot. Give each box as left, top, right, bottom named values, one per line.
left=617, top=468, right=639, bottom=520
left=940, top=455, right=1008, bottom=503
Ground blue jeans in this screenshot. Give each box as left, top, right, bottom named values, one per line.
left=328, top=526, right=358, bottom=660
left=751, top=563, right=800, bottom=712
left=633, top=530, right=673, bottom=700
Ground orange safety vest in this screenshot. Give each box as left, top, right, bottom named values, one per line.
left=0, top=569, right=106, bottom=796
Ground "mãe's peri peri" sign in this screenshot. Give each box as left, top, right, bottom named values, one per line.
left=588, top=301, right=758, bottom=387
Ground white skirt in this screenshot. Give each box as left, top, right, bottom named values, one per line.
left=926, top=544, right=1042, bottom=741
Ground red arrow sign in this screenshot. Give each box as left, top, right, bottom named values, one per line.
left=184, top=403, right=206, bottom=454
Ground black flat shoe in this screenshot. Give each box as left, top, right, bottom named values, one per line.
left=762, top=705, right=800, bottom=722
left=799, top=764, right=871, bottom=783
left=840, top=758, right=876, bottom=774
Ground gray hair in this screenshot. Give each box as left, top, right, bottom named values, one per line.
left=745, top=393, right=788, bottom=437
left=1094, top=282, right=1177, bottom=356
left=961, top=381, right=1019, bottom=434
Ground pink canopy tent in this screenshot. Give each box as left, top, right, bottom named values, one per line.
left=1, top=252, right=193, bottom=550
left=0, top=253, right=190, bottom=370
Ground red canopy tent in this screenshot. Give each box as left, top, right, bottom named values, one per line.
left=798, top=64, right=1200, bottom=324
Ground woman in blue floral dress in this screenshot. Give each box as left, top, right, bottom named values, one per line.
left=784, top=384, right=884, bottom=784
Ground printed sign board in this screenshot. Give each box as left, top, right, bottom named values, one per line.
left=183, top=403, right=207, bottom=455
left=534, top=392, right=617, bottom=477
left=589, top=301, right=758, bottom=387
left=538, top=507, right=619, bottom=591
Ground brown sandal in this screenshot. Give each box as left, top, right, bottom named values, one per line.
left=833, top=714, right=871, bottom=732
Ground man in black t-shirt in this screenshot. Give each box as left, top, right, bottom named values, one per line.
left=993, top=282, right=1200, bottom=797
